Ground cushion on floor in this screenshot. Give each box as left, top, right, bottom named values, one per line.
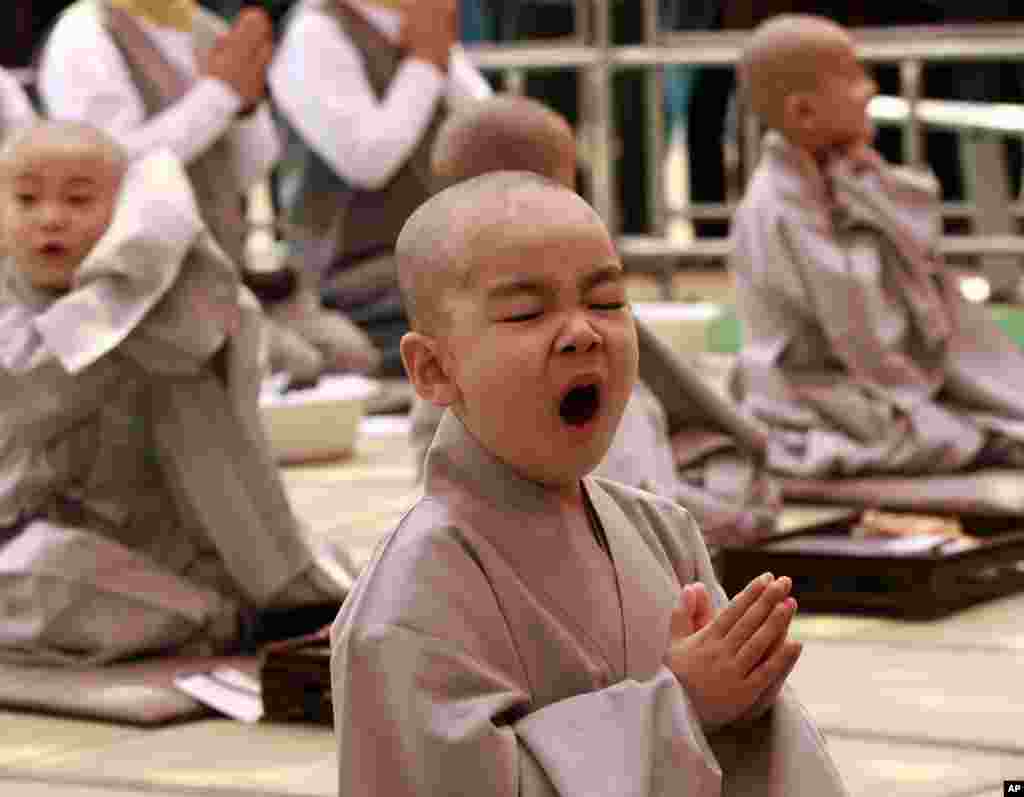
left=0, top=655, right=258, bottom=727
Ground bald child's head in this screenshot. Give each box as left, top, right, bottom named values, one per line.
left=398, top=171, right=636, bottom=492
left=0, top=121, right=126, bottom=293
left=740, top=14, right=875, bottom=153
left=432, top=94, right=576, bottom=191
left=0, top=121, right=127, bottom=182
left=398, top=170, right=600, bottom=336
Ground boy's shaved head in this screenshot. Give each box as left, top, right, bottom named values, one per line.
left=431, top=95, right=576, bottom=190
left=0, top=120, right=127, bottom=181
left=739, top=14, right=853, bottom=130
left=397, top=171, right=598, bottom=335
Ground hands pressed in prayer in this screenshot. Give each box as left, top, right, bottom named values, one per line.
left=399, top=0, right=458, bottom=72
left=664, top=573, right=803, bottom=731
left=671, top=582, right=714, bottom=637
left=200, top=7, right=274, bottom=111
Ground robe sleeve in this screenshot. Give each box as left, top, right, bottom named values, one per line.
left=39, top=9, right=244, bottom=165
left=0, top=304, right=126, bottom=450
left=32, top=152, right=215, bottom=375
left=269, top=8, right=447, bottom=190
left=333, top=621, right=720, bottom=797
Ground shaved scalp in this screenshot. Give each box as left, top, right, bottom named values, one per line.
left=0, top=120, right=128, bottom=181
left=397, top=170, right=601, bottom=335
left=739, top=14, right=853, bottom=130
left=431, top=94, right=577, bottom=190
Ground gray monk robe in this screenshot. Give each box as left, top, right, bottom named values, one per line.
left=732, top=132, right=1024, bottom=479
left=0, top=152, right=348, bottom=666
left=332, top=410, right=846, bottom=796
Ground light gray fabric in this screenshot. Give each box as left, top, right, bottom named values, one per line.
left=0, top=654, right=258, bottom=725
left=0, top=152, right=341, bottom=666
left=732, top=132, right=1024, bottom=479
left=332, top=410, right=846, bottom=796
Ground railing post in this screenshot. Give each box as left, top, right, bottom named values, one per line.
left=504, top=69, right=526, bottom=95
left=642, top=0, right=666, bottom=237
left=900, top=58, right=924, bottom=168
left=587, top=0, right=616, bottom=232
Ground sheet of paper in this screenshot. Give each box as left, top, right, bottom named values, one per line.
left=174, top=669, right=264, bottom=723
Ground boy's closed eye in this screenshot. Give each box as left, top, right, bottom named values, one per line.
left=13, top=193, right=37, bottom=207
left=498, top=301, right=625, bottom=323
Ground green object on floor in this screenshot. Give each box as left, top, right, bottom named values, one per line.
left=706, top=303, right=1024, bottom=353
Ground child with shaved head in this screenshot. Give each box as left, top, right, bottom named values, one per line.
left=330, top=170, right=846, bottom=797
left=732, top=15, right=1024, bottom=480
left=411, top=93, right=779, bottom=546
left=0, top=121, right=353, bottom=665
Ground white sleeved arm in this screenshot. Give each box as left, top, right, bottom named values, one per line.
left=445, top=44, right=493, bottom=111
left=38, top=11, right=243, bottom=164
left=269, top=8, right=446, bottom=189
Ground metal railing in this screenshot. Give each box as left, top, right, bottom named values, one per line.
left=464, top=6, right=1024, bottom=253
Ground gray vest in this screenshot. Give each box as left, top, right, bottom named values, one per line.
left=88, top=1, right=249, bottom=270
left=285, top=0, right=446, bottom=272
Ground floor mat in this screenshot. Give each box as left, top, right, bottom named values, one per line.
left=0, top=655, right=258, bottom=727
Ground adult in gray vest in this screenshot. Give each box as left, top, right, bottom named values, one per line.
left=270, top=0, right=492, bottom=377
left=38, top=0, right=379, bottom=383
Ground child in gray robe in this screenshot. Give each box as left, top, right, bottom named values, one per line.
left=731, top=14, right=1024, bottom=479
left=0, top=122, right=353, bottom=665
left=331, top=172, right=847, bottom=796
left=409, top=94, right=779, bottom=547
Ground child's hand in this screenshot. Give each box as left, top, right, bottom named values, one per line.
left=664, top=573, right=802, bottom=730
left=670, top=582, right=713, bottom=638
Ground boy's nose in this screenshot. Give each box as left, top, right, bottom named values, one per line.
left=556, top=313, right=602, bottom=354
left=40, top=204, right=68, bottom=229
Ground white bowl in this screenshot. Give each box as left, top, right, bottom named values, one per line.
left=260, top=375, right=378, bottom=465
left=632, top=301, right=723, bottom=357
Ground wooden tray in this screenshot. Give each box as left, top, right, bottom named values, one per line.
left=718, top=514, right=1024, bottom=619
left=260, top=629, right=332, bottom=726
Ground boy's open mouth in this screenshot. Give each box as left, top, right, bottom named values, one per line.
left=40, top=243, right=68, bottom=257
left=559, top=383, right=601, bottom=427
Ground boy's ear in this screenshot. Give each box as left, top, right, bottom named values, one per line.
left=785, top=92, right=816, bottom=129
left=400, top=331, right=458, bottom=407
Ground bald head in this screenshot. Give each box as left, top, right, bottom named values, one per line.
left=397, top=171, right=601, bottom=335
left=0, top=120, right=127, bottom=183
left=432, top=94, right=577, bottom=191
left=739, top=14, right=853, bottom=131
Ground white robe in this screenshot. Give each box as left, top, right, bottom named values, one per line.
left=331, top=410, right=846, bottom=796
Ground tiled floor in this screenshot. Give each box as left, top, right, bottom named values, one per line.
left=3, top=273, right=1023, bottom=796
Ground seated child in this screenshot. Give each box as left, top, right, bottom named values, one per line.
left=331, top=171, right=846, bottom=796
left=410, top=93, right=778, bottom=546
left=0, top=121, right=353, bottom=666
left=732, top=14, right=1024, bottom=478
